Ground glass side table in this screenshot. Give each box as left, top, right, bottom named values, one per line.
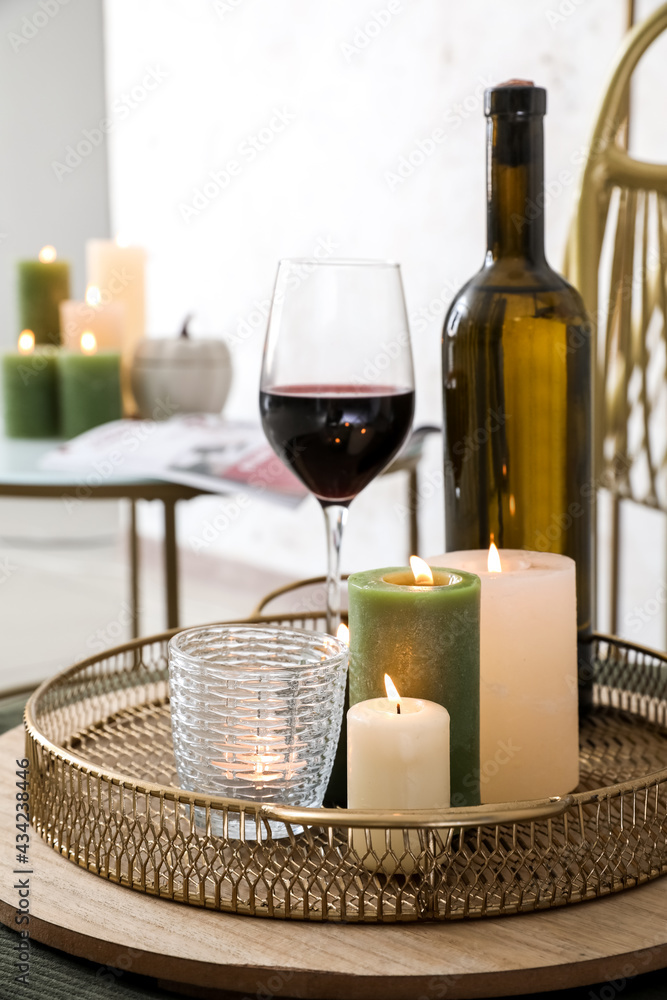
left=0, top=435, right=212, bottom=635
left=0, top=425, right=439, bottom=639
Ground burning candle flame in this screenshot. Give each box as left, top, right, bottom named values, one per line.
left=86, top=285, right=101, bottom=307
left=384, top=674, right=401, bottom=714
left=336, top=623, right=349, bottom=645
left=210, top=749, right=284, bottom=780
left=488, top=542, right=502, bottom=573
left=115, top=234, right=130, bottom=248
left=384, top=674, right=400, bottom=700
left=80, top=331, right=97, bottom=355
left=247, top=752, right=282, bottom=777
left=38, top=245, right=57, bottom=263
left=17, top=330, right=35, bottom=355
left=410, top=555, right=434, bottom=586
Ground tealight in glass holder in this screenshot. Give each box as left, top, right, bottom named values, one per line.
left=168, top=624, right=348, bottom=838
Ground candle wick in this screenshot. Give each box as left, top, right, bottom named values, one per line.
left=396, top=703, right=401, bottom=715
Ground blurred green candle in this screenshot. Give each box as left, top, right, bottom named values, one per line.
left=2, top=330, right=60, bottom=438
left=17, top=246, right=70, bottom=345
left=348, top=560, right=481, bottom=806
left=57, top=334, right=122, bottom=438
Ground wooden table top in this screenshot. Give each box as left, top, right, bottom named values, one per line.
left=1, top=724, right=665, bottom=1000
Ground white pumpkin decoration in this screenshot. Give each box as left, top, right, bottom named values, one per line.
left=131, top=316, right=232, bottom=420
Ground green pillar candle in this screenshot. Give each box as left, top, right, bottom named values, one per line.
left=348, top=566, right=481, bottom=806
left=17, top=249, right=71, bottom=345
left=2, top=342, right=60, bottom=438
left=57, top=348, right=122, bottom=438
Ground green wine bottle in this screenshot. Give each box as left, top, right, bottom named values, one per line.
left=442, top=81, right=594, bottom=711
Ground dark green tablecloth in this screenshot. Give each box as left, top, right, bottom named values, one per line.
left=1, top=692, right=665, bottom=1000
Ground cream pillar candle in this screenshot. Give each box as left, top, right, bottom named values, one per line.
left=347, top=676, right=450, bottom=873
left=59, top=291, right=124, bottom=351
left=86, top=238, right=146, bottom=413
left=428, top=548, right=579, bottom=805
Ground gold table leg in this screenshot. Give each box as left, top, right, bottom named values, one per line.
left=164, top=499, right=179, bottom=629
left=610, top=494, right=621, bottom=636
left=129, top=499, right=140, bottom=640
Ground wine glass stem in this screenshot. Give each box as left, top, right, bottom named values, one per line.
left=322, top=504, right=348, bottom=634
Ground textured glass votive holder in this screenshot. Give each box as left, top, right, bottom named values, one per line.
left=168, top=624, right=348, bottom=838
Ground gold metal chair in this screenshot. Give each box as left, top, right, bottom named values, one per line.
left=566, top=2, right=667, bottom=640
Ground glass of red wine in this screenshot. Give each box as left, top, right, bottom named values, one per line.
left=260, top=259, right=415, bottom=633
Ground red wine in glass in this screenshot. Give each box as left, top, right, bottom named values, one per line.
left=259, top=259, right=416, bottom=637
left=260, top=384, right=415, bottom=504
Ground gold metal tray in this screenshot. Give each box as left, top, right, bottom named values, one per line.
left=24, top=616, right=667, bottom=922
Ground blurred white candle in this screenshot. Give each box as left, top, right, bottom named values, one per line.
left=347, top=675, right=450, bottom=873
left=86, top=237, right=146, bottom=412
left=428, top=548, right=578, bottom=805
left=59, top=288, right=124, bottom=351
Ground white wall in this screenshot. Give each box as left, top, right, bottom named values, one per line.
left=0, top=0, right=110, bottom=340
left=0, top=0, right=118, bottom=564
left=103, top=0, right=667, bottom=645
left=0, top=0, right=120, bottom=684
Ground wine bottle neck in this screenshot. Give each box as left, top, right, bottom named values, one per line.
left=486, top=114, right=546, bottom=265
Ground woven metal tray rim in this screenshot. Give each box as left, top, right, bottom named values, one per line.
left=23, top=622, right=667, bottom=826
left=21, top=617, right=667, bottom=922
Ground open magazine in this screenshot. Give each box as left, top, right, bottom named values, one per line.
left=40, top=415, right=308, bottom=507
